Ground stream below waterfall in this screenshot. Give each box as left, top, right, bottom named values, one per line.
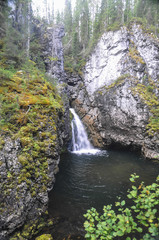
left=48, top=109, right=159, bottom=239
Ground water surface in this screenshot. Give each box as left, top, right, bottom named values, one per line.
left=48, top=150, right=159, bottom=239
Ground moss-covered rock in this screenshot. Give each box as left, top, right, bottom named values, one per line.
left=0, top=61, right=69, bottom=239
left=132, top=77, right=159, bottom=136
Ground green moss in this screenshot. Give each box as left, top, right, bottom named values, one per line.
left=128, top=46, right=145, bottom=64
left=18, top=155, right=28, bottom=166
left=31, top=191, right=36, bottom=197
left=132, top=77, right=159, bottom=136
left=97, top=90, right=103, bottom=95
left=0, top=137, right=5, bottom=150
left=105, top=74, right=130, bottom=90
left=7, top=171, right=12, bottom=178
left=35, top=234, right=53, bottom=240
left=48, top=220, right=53, bottom=226
left=10, top=216, right=53, bottom=240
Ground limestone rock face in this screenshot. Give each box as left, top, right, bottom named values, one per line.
left=84, top=27, right=129, bottom=95
left=68, top=24, right=159, bottom=159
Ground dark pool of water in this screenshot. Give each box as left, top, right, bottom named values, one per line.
left=48, top=150, right=159, bottom=239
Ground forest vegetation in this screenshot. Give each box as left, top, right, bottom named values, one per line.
left=0, top=0, right=159, bottom=74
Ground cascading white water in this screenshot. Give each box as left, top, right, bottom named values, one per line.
left=70, top=108, right=99, bottom=154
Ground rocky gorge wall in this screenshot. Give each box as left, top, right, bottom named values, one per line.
left=67, top=23, right=159, bottom=160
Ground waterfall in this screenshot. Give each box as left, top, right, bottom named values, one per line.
left=70, top=108, right=99, bottom=154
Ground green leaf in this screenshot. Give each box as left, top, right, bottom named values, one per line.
left=91, top=234, right=96, bottom=240
left=121, top=200, right=126, bottom=206
left=131, top=190, right=137, bottom=198
left=85, top=233, right=91, bottom=238
left=137, top=227, right=143, bottom=233
left=130, top=177, right=135, bottom=182
left=116, top=230, right=124, bottom=236
left=84, top=221, right=90, bottom=228
left=127, top=194, right=132, bottom=199
left=115, top=201, right=120, bottom=206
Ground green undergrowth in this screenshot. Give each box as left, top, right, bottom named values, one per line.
left=0, top=61, right=64, bottom=225
left=133, top=78, right=159, bottom=136
left=0, top=67, right=16, bottom=80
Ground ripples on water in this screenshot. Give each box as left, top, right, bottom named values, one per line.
left=48, top=150, right=159, bottom=239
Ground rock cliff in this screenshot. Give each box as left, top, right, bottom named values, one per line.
left=41, top=25, right=65, bottom=81
left=32, top=21, right=65, bottom=82
left=0, top=25, right=70, bottom=239
left=67, top=23, right=159, bottom=160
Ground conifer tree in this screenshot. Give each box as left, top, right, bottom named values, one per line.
left=63, top=0, right=72, bottom=56
left=100, top=0, right=108, bottom=30
left=71, top=0, right=81, bottom=58
left=64, top=0, right=72, bottom=35
left=0, top=0, right=8, bottom=38
left=116, top=0, right=124, bottom=24
left=72, top=31, right=80, bottom=58
left=80, top=0, right=90, bottom=51
left=124, top=0, right=133, bottom=22
left=0, top=0, right=33, bottom=68
left=55, top=10, right=62, bottom=24
left=92, top=5, right=100, bottom=37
